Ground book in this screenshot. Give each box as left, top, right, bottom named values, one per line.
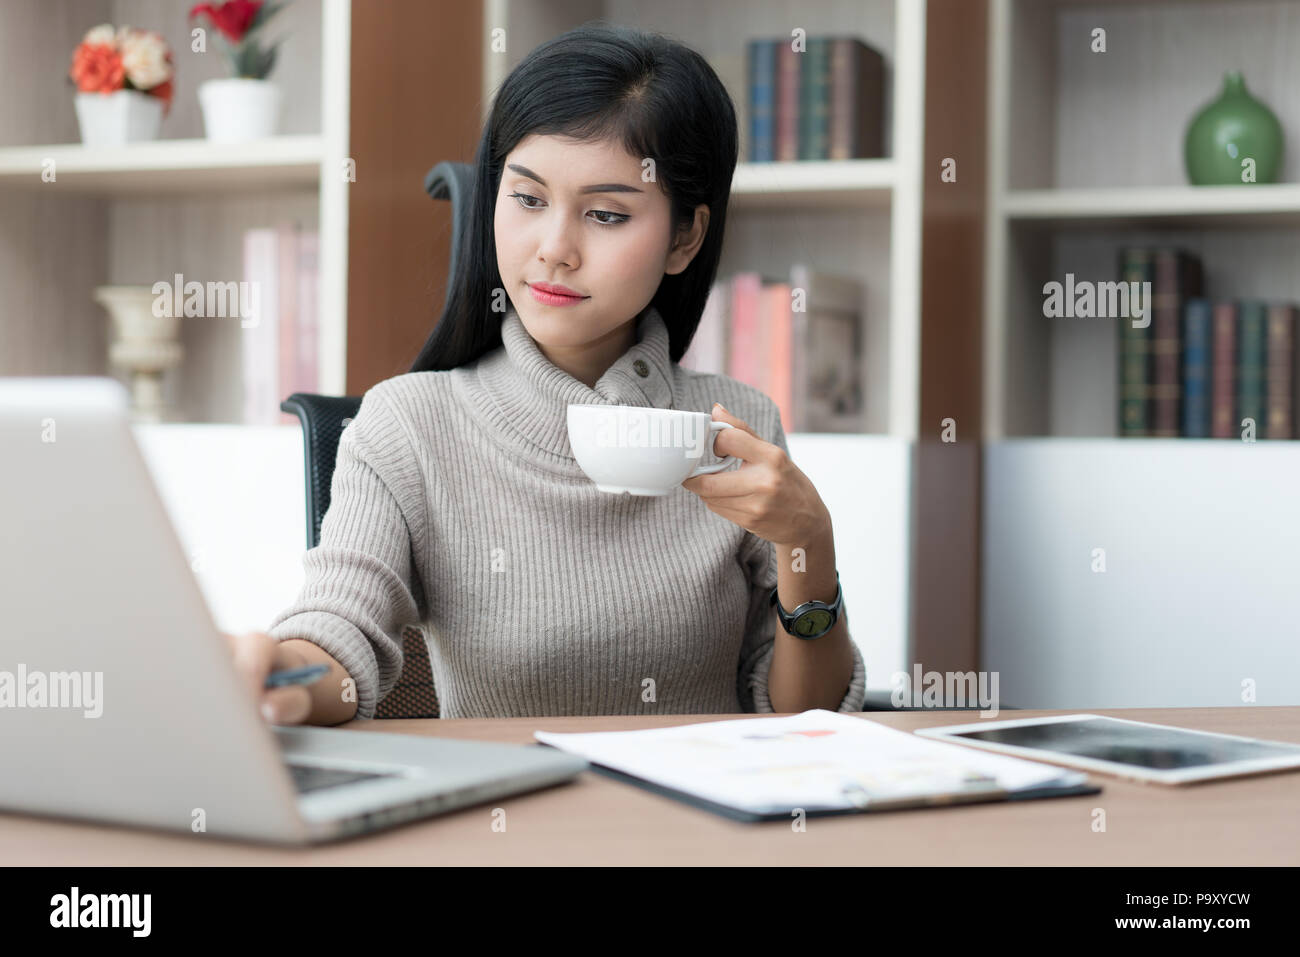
left=726, top=272, right=765, bottom=394
left=1150, top=249, right=1203, bottom=436
left=296, top=230, right=320, bottom=404
left=1211, top=302, right=1238, bottom=438
left=746, top=39, right=777, bottom=162
left=788, top=264, right=863, bottom=432
left=774, top=39, right=800, bottom=162
left=764, top=282, right=794, bottom=433
left=799, top=37, right=832, bottom=160
left=1265, top=303, right=1297, bottom=439
left=276, top=224, right=299, bottom=425
left=1238, top=301, right=1268, bottom=438
left=241, top=225, right=319, bottom=426
left=534, top=710, right=1099, bottom=823
left=1118, top=247, right=1155, bottom=436
left=1183, top=298, right=1212, bottom=437
left=242, top=228, right=280, bottom=427
left=829, top=37, right=885, bottom=160
left=679, top=281, right=730, bottom=375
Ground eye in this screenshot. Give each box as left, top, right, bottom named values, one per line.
left=590, top=209, right=630, bottom=226
left=508, top=191, right=543, bottom=209
left=507, top=192, right=629, bottom=227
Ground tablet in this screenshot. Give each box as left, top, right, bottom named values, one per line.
left=915, top=713, right=1300, bottom=785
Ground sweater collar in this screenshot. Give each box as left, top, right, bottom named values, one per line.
left=452, top=302, right=677, bottom=467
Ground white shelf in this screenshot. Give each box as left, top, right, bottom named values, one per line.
left=0, top=136, right=325, bottom=194
left=1003, top=184, right=1300, bottom=228
left=729, top=159, right=895, bottom=209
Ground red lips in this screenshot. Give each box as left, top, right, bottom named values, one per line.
left=529, top=281, right=586, bottom=298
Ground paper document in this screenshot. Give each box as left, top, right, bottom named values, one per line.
left=535, top=710, right=1090, bottom=815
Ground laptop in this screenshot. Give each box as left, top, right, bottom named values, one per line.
left=0, top=377, right=588, bottom=844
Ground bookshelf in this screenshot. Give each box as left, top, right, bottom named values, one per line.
left=728, top=158, right=897, bottom=209
left=1003, top=184, right=1300, bottom=228
left=981, top=0, right=1300, bottom=707
left=983, top=0, right=1300, bottom=439
left=0, top=135, right=326, bottom=193
left=485, top=0, right=926, bottom=440
left=0, top=0, right=350, bottom=420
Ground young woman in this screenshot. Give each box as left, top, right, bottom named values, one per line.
left=227, top=23, right=865, bottom=725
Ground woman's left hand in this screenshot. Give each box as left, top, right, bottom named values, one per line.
left=681, top=404, right=831, bottom=547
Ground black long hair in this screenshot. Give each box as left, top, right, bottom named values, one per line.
left=408, top=21, right=739, bottom=373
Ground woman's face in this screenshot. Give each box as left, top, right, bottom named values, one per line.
left=494, top=133, right=707, bottom=368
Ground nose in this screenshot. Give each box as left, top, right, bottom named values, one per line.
left=535, top=208, right=581, bottom=271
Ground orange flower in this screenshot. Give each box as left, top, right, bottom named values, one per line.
left=150, top=79, right=175, bottom=116
left=70, top=42, right=125, bottom=93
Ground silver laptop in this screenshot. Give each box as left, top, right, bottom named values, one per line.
left=0, top=377, right=587, bottom=845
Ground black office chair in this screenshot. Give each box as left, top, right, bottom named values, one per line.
left=280, top=160, right=974, bottom=716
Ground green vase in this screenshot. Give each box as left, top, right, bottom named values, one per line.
left=1184, top=71, right=1284, bottom=185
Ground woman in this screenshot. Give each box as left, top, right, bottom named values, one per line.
left=228, top=22, right=865, bottom=725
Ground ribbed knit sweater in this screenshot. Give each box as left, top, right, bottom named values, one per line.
left=267, top=304, right=867, bottom=720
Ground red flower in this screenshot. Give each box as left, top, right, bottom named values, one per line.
left=70, top=43, right=126, bottom=93
left=190, top=0, right=263, bottom=44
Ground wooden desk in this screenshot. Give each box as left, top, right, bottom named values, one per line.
left=3, top=707, right=1298, bottom=865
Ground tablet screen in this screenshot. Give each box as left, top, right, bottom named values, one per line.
left=949, top=717, right=1300, bottom=770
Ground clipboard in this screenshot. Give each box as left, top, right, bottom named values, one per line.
left=564, top=751, right=1103, bottom=823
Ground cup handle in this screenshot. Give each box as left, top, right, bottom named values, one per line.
left=687, top=421, right=740, bottom=478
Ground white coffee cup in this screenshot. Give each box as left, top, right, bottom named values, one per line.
left=566, top=404, right=740, bottom=496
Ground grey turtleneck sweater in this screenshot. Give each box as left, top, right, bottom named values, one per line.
left=267, top=305, right=866, bottom=719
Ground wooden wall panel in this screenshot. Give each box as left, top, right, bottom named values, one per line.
left=346, top=0, right=485, bottom=391
left=910, top=0, right=988, bottom=677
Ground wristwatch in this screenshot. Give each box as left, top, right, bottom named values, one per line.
left=770, top=571, right=843, bottom=641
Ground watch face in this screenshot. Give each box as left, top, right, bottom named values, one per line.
left=795, top=609, right=833, bottom=637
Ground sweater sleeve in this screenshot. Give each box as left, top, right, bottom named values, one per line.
left=266, top=385, right=427, bottom=720
left=734, top=397, right=867, bottom=714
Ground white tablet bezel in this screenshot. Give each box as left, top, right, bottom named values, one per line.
left=915, top=713, right=1300, bottom=785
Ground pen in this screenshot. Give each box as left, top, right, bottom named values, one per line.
left=264, top=663, right=330, bottom=689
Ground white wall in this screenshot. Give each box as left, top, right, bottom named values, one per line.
left=983, top=439, right=1300, bottom=708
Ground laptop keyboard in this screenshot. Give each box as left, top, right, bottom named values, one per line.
left=286, top=762, right=399, bottom=794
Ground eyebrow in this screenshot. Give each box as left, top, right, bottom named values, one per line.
left=506, top=163, right=644, bottom=194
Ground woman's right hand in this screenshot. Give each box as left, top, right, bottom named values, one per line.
left=223, top=631, right=314, bottom=725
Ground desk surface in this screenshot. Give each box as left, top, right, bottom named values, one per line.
left=4, top=707, right=1299, bottom=865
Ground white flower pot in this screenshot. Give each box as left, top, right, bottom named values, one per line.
left=74, top=90, right=163, bottom=147
left=198, top=78, right=283, bottom=143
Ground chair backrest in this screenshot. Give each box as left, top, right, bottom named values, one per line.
left=424, top=160, right=476, bottom=285
left=279, top=393, right=363, bottom=549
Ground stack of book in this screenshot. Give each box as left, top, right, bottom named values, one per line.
left=747, top=36, right=885, bottom=162
left=1117, top=246, right=1299, bottom=438
left=241, top=224, right=319, bottom=426
left=681, top=267, right=863, bottom=433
